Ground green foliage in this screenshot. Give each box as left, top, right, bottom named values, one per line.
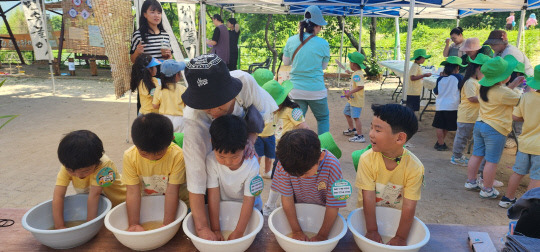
left=364, top=57, right=382, bottom=77
left=0, top=79, right=18, bottom=130
left=0, top=7, right=28, bottom=34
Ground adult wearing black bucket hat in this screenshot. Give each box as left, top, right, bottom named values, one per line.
left=181, top=54, right=278, bottom=241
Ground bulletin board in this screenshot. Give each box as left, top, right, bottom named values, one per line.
left=62, top=0, right=105, bottom=55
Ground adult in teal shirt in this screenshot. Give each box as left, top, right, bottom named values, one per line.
left=282, top=5, right=330, bottom=134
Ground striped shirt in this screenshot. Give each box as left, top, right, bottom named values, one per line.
left=271, top=150, right=346, bottom=208
left=130, top=30, right=173, bottom=60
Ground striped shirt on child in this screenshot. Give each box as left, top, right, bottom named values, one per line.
left=271, top=150, right=347, bottom=208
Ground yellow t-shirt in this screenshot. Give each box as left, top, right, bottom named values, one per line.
left=122, top=143, right=189, bottom=205
left=407, top=63, right=423, bottom=96
left=355, top=149, right=424, bottom=210
left=513, top=91, right=540, bottom=155
left=274, top=107, right=305, bottom=140
left=138, top=78, right=159, bottom=115
left=478, top=85, right=521, bottom=135
left=347, top=70, right=365, bottom=108
left=55, top=155, right=126, bottom=206
left=152, top=83, right=187, bottom=116
left=259, top=121, right=275, bottom=137
left=457, top=78, right=480, bottom=124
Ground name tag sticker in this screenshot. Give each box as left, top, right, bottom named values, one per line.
left=96, top=167, right=115, bottom=187
left=250, top=175, right=264, bottom=196
left=331, top=179, right=352, bottom=200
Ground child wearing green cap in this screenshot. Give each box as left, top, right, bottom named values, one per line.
left=499, top=64, right=540, bottom=208
left=466, top=56, right=525, bottom=199
left=432, top=56, right=466, bottom=151
left=407, top=49, right=432, bottom=113
left=342, top=52, right=367, bottom=143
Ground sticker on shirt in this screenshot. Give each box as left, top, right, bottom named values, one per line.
left=142, top=175, right=169, bottom=196
left=96, top=167, right=115, bottom=187
left=250, top=176, right=264, bottom=196
left=317, top=181, right=327, bottom=191
left=331, top=179, right=352, bottom=200
left=353, top=75, right=361, bottom=82
left=291, top=108, right=304, bottom=122
left=375, top=182, right=404, bottom=209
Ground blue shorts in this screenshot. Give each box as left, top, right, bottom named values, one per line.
left=513, top=151, right=540, bottom=180
left=343, top=103, right=362, bottom=119
left=254, top=135, right=276, bottom=158
left=472, top=121, right=507, bottom=163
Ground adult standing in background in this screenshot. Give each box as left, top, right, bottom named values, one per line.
left=443, top=27, right=465, bottom=58
left=130, top=0, right=172, bottom=63
left=207, top=14, right=230, bottom=65
left=282, top=5, right=330, bottom=134
left=483, top=30, right=534, bottom=76
left=506, top=12, right=515, bottom=30
left=459, top=37, right=493, bottom=63
left=227, top=18, right=241, bottom=71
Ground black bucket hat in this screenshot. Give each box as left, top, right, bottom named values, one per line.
left=182, top=54, right=242, bottom=110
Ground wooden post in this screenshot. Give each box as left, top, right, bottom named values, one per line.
left=0, top=5, right=25, bottom=65
left=68, top=58, right=76, bottom=76
left=89, top=58, right=98, bottom=76
left=53, top=58, right=60, bottom=76
left=57, top=14, right=65, bottom=72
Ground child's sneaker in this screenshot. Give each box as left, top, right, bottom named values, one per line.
left=343, top=128, right=355, bottom=136
left=493, top=179, right=504, bottom=188
left=261, top=170, right=272, bottom=179
left=349, top=135, right=366, bottom=143
left=436, top=143, right=449, bottom=151
left=479, top=187, right=500, bottom=199
left=262, top=204, right=277, bottom=216
left=464, top=180, right=481, bottom=191
left=450, top=155, right=468, bottom=167
left=498, top=196, right=517, bottom=208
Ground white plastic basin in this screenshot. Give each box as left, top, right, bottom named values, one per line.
left=182, top=201, right=264, bottom=252
left=104, top=195, right=187, bottom=251
left=21, top=194, right=112, bottom=249
left=268, top=203, right=347, bottom=252
left=347, top=207, right=430, bottom=252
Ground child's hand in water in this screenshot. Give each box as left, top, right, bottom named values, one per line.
left=213, top=230, right=224, bottom=241
left=365, top=230, right=383, bottom=243
left=387, top=236, right=407, bottom=246
left=227, top=229, right=244, bottom=240
left=127, top=224, right=145, bottom=232
left=290, top=231, right=309, bottom=241
left=309, top=233, right=327, bottom=242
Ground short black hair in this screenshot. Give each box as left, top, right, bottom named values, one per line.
left=414, top=56, right=424, bottom=62
left=212, top=14, right=223, bottom=23
left=131, top=113, right=173, bottom=153
left=276, top=129, right=321, bottom=177
left=57, top=130, right=104, bottom=170
left=450, top=27, right=463, bottom=36
left=372, top=104, right=418, bottom=141
left=227, top=18, right=237, bottom=25
left=210, top=115, right=247, bottom=154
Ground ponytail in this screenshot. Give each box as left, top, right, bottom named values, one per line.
left=459, top=63, right=480, bottom=90
left=479, top=85, right=491, bottom=102
left=298, top=20, right=316, bottom=42
left=130, top=53, right=156, bottom=93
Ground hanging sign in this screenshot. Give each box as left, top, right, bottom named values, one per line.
left=20, top=0, right=50, bottom=60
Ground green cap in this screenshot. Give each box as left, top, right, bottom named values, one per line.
left=347, top=52, right=367, bottom=69
left=352, top=144, right=372, bottom=172
left=262, top=79, right=293, bottom=106
left=468, top=53, right=491, bottom=65
left=440, top=56, right=468, bottom=67
left=412, top=49, right=431, bottom=60
left=479, top=56, right=518, bottom=87
left=173, top=132, right=184, bottom=148
left=318, top=132, right=342, bottom=159
left=252, top=69, right=274, bottom=87
left=526, top=64, right=540, bottom=90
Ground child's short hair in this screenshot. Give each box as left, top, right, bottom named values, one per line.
left=372, top=104, right=418, bottom=141
left=276, top=129, right=321, bottom=177
left=210, top=114, right=247, bottom=154
left=414, top=56, right=424, bottom=62
left=131, top=113, right=173, bottom=153
left=57, top=130, right=104, bottom=170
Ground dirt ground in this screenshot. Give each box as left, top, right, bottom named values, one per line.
left=0, top=65, right=530, bottom=226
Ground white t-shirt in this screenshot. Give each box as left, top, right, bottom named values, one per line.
left=498, top=45, right=534, bottom=76
left=183, top=70, right=279, bottom=194
left=435, top=75, right=461, bottom=111
left=206, top=154, right=263, bottom=210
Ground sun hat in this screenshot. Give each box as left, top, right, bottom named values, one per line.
left=146, top=57, right=161, bottom=68
left=412, top=49, right=431, bottom=60
left=352, top=144, right=372, bottom=172
left=479, top=56, right=518, bottom=87
left=483, top=30, right=507, bottom=45
left=182, top=54, right=242, bottom=110
left=440, top=56, right=468, bottom=67
left=252, top=69, right=274, bottom=87
left=161, top=60, right=186, bottom=77
left=304, top=5, right=327, bottom=26
left=513, top=62, right=526, bottom=76
left=318, top=132, right=342, bottom=159
left=468, top=53, right=491, bottom=65
left=526, top=65, right=540, bottom=90
left=262, top=79, right=293, bottom=106
left=347, top=52, right=367, bottom=69
left=173, top=132, right=184, bottom=148
left=460, top=38, right=482, bottom=52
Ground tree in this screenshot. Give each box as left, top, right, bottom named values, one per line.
left=369, top=17, right=376, bottom=58
left=264, top=15, right=278, bottom=73
left=0, top=7, right=29, bottom=34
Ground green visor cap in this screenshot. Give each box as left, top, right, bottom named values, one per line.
left=479, top=56, right=518, bottom=87
left=440, top=56, right=468, bottom=67
left=412, top=49, right=431, bottom=60
left=348, top=52, right=367, bottom=69
left=262, top=79, right=293, bottom=106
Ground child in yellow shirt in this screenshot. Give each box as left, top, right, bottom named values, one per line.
left=130, top=53, right=161, bottom=115
left=342, top=52, right=367, bottom=143
left=123, top=113, right=189, bottom=231
left=52, top=130, right=126, bottom=229
left=407, top=49, right=432, bottom=114
left=355, top=104, right=424, bottom=246
left=153, top=60, right=187, bottom=133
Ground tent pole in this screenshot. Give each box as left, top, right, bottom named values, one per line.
left=517, top=9, right=525, bottom=49
left=395, top=17, right=400, bottom=60
left=358, top=7, right=363, bottom=51
left=128, top=0, right=144, bottom=143
left=338, top=15, right=345, bottom=87
left=402, top=0, right=415, bottom=102
left=40, top=0, right=56, bottom=95
left=456, top=17, right=460, bottom=27
left=200, top=1, right=207, bottom=54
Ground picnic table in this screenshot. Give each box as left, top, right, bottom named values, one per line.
left=1, top=208, right=508, bottom=251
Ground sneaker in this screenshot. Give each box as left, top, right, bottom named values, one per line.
left=465, top=181, right=481, bottom=191
left=349, top=135, right=366, bottom=143
left=498, top=196, right=517, bottom=208
left=451, top=156, right=468, bottom=167
left=261, top=170, right=272, bottom=179
left=263, top=204, right=277, bottom=216
left=505, top=138, right=517, bottom=148
left=343, top=128, right=355, bottom=136
left=477, top=177, right=484, bottom=188
left=434, top=142, right=440, bottom=149
left=479, top=187, right=500, bottom=199
left=435, top=143, right=449, bottom=151
left=493, top=179, right=504, bottom=188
